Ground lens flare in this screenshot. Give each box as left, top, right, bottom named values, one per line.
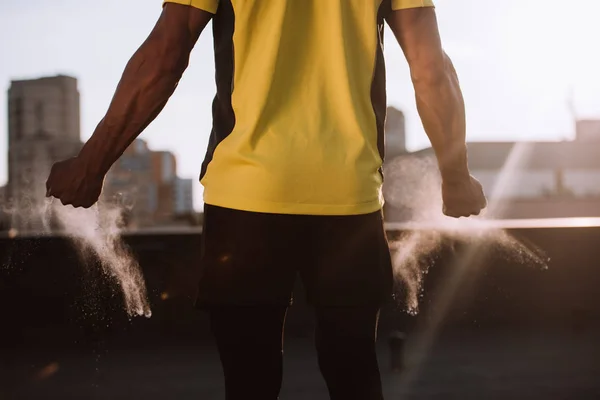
left=383, top=154, right=549, bottom=315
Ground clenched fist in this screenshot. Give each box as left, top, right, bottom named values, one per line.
left=45, top=157, right=105, bottom=208
left=442, top=175, right=487, bottom=218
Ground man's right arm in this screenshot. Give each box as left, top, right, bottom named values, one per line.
left=387, top=7, right=486, bottom=217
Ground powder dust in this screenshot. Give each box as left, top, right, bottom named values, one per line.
left=383, top=156, right=549, bottom=315
left=1, top=143, right=150, bottom=319
left=42, top=199, right=151, bottom=318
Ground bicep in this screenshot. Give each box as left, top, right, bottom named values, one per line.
left=386, top=6, right=445, bottom=73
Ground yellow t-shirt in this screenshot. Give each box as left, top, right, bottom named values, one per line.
left=164, top=0, right=434, bottom=215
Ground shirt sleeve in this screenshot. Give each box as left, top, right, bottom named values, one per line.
left=163, top=0, right=219, bottom=14
left=391, top=0, right=435, bottom=10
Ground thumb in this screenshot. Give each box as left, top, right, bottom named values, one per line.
left=45, top=178, right=52, bottom=197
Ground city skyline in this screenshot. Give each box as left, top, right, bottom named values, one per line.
left=3, top=75, right=195, bottom=231
left=2, top=0, right=600, bottom=209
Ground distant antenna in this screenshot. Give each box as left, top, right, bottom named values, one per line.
left=566, top=86, right=578, bottom=140
left=566, top=86, right=578, bottom=120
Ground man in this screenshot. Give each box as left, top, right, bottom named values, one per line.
left=46, top=1, right=486, bottom=399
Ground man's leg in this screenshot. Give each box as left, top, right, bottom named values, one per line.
left=209, top=306, right=288, bottom=400
left=315, top=307, right=383, bottom=400
left=300, top=211, right=393, bottom=400
left=197, top=205, right=298, bottom=399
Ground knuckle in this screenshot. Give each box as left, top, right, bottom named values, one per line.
left=60, top=195, right=74, bottom=206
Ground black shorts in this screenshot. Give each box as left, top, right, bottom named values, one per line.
left=196, top=204, right=393, bottom=308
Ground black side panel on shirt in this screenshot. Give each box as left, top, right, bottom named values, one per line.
left=200, top=0, right=236, bottom=180
left=372, top=0, right=391, bottom=173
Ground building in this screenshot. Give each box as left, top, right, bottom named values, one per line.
left=103, top=139, right=194, bottom=228
left=383, top=119, right=600, bottom=221
left=384, top=106, right=407, bottom=161
left=173, top=178, right=194, bottom=215
left=574, top=119, right=600, bottom=143
left=150, top=148, right=194, bottom=222
left=102, top=140, right=157, bottom=228
left=6, top=75, right=82, bottom=232
left=2, top=75, right=193, bottom=232
left=151, top=151, right=176, bottom=184
left=382, top=106, right=409, bottom=220
left=151, top=150, right=178, bottom=223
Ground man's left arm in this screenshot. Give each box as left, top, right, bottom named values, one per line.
left=78, top=3, right=212, bottom=177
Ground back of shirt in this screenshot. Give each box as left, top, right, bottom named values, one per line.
left=165, top=0, right=434, bottom=216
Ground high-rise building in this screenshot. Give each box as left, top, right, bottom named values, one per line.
left=6, top=75, right=82, bottom=232
left=149, top=149, right=194, bottom=220
left=173, top=178, right=194, bottom=215
left=151, top=151, right=177, bottom=183
left=8, top=75, right=80, bottom=143
left=103, top=139, right=194, bottom=228
left=102, top=139, right=157, bottom=228
left=384, top=106, right=407, bottom=162
left=382, top=106, right=408, bottom=222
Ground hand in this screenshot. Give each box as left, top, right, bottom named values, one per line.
left=442, top=174, right=487, bottom=218
left=46, top=157, right=105, bottom=208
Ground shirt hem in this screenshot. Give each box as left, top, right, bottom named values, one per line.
left=391, top=0, right=435, bottom=10
left=203, top=192, right=384, bottom=216
left=162, top=0, right=218, bottom=14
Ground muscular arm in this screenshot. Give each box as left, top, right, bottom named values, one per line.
left=386, top=8, right=469, bottom=182
left=79, top=4, right=212, bottom=176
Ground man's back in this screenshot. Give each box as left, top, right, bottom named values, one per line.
left=201, top=0, right=410, bottom=216
left=47, top=0, right=485, bottom=220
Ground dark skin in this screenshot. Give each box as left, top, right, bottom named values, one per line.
left=45, top=4, right=212, bottom=208
left=47, top=4, right=485, bottom=217
left=387, top=7, right=487, bottom=217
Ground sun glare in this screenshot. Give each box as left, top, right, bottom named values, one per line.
left=503, top=0, right=600, bottom=109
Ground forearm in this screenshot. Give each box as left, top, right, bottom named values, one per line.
left=79, top=44, right=187, bottom=176
left=413, top=54, right=469, bottom=182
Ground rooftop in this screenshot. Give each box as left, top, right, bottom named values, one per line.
left=408, top=140, right=600, bottom=170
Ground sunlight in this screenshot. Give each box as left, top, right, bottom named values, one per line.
left=393, top=138, right=539, bottom=392
left=386, top=217, right=600, bottom=232
left=503, top=2, right=600, bottom=92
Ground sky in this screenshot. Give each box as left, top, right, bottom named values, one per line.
left=2, top=0, right=600, bottom=209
